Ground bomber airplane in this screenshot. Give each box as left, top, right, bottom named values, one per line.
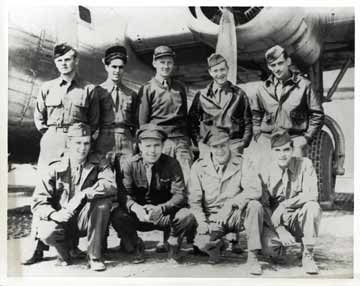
left=8, top=6, right=355, bottom=207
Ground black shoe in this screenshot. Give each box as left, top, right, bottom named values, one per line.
left=69, top=247, right=86, bottom=259
left=133, top=238, right=145, bottom=264
left=22, top=250, right=44, bottom=265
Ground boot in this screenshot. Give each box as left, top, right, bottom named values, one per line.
left=21, top=240, right=48, bottom=265
left=246, top=250, right=262, bottom=275
left=69, top=247, right=86, bottom=259
left=88, top=258, right=106, bottom=271
left=302, top=247, right=319, bottom=274
left=200, top=239, right=224, bottom=264
left=167, top=236, right=182, bottom=263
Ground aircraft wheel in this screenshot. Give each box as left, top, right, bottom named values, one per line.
left=307, top=130, right=336, bottom=209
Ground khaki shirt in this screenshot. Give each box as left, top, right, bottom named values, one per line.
left=251, top=72, right=324, bottom=141
left=259, top=157, right=318, bottom=212
left=34, top=75, right=99, bottom=134
left=31, top=154, right=117, bottom=220
left=188, top=154, right=262, bottom=224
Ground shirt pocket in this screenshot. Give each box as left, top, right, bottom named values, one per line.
left=45, top=92, right=62, bottom=107
left=69, top=90, right=89, bottom=121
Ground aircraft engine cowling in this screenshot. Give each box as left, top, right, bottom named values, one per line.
left=186, top=7, right=322, bottom=66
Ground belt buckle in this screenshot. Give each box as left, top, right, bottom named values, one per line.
left=62, top=126, right=69, bottom=133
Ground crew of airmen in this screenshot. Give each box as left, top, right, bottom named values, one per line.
left=23, top=42, right=325, bottom=275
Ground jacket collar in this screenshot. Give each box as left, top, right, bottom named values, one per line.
left=205, top=80, right=232, bottom=98
left=58, top=73, right=81, bottom=87
left=200, top=152, right=242, bottom=182
left=264, top=72, right=301, bottom=88
left=58, top=154, right=96, bottom=189
left=101, top=78, right=124, bottom=92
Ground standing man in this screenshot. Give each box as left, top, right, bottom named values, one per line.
left=24, top=43, right=100, bottom=265
left=188, top=53, right=253, bottom=157
left=138, top=46, right=193, bottom=184
left=110, top=124, right=197, bottom=263
left=31, top=123, right=117, bottom=271
left=34, top=43, right=99, bottom=169
left=188, top=127, right=264, bottom=275
left=251, top=45, right=324, bottom=157
left=94, top=45, right=139, bottom=177
left=260, top=130, right=322, bottom=274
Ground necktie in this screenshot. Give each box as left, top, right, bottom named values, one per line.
left=281, top=168, right=291, bottom=199
left=114, top=86, right=120, bottom=112
left=275, top=81, right=283, bottom=101
left=145, top=163, right=153, bottom=187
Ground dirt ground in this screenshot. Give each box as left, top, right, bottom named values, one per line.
left=7, top=210, right=353, bottom=278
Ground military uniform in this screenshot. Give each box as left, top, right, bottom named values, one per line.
left=34, top=46, right=99, bottom=169
left=188, top=151, right=263, bottom=255
left=111, top=153, right=196, bottom=253
left=31, top=124, right=117, bottom=268
left=258, top=130, right=322, bottom=274
left=251, top=45, right=324, bottom=158
left=138, top=46, right=193, bottom=182
left=259, top=156, right=322, bottom=256
left=94, top=46, right=138, bottom=169
left=189, top=80, right=253, bottom=155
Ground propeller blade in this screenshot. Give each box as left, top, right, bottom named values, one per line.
left=216, top=7, right=237, bottom=84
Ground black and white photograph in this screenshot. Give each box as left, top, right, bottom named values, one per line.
left=4, top=2, right=357, bottom=281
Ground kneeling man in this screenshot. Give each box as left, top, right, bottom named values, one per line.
left=111, top=124, right=196, bottom=263
left=188, top=127, right=264, bottom=275
left=260, top=129, right=322, bottom=274
left=31, top=123, right=117, bottom=271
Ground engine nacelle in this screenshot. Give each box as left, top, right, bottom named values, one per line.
left=186, top=7, right=322, bottom=66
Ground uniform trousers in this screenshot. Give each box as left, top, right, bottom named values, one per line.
left=194, top=200, right=263, bottom=251
left=261, top=201, right=322, bottom=257
left=37, top=198, right=112, bottom=260
left=162, top=136, right=193, bottom=184
left=111, top=207, right=197, bottom=251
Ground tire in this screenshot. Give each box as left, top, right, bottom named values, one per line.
left=307, top=130, right=336, bottom=208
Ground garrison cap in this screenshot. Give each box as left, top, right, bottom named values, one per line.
left=204, top=126, right=231, bottom=146
left=137, top=124, right=168, bottom=141
left=104, top=45, right=127, bottom=64
left=68, top=123, right=91, bottom=137
left=270, top=129, right=292, bottom=148
left=153, top=46, right=175, bottom=60
left=54, top=43, right=75, bottom=59
left=265, top=45, right=286, bottom=63
left=207, top=53, right=226, bottom=69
